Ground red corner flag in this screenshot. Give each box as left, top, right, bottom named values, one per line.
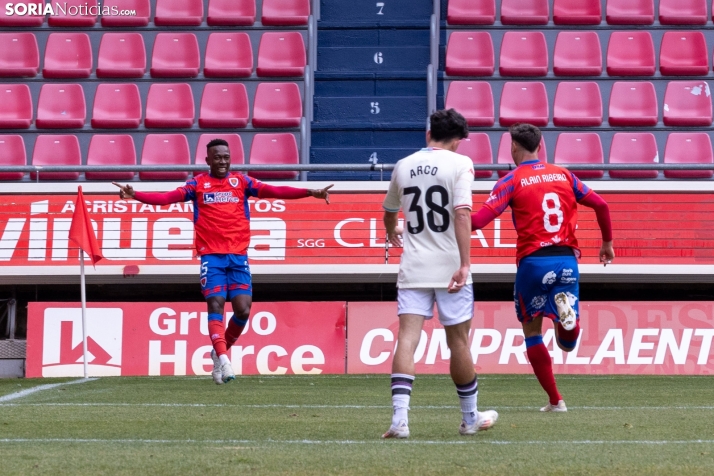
left=68, top=186, right=103, bottom=265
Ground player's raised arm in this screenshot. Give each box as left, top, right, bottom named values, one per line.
left=256, top=184, right=334, bottom=204
left=112, top=182, right=186, bottom=205
left=471, top=177, right=514, bottom=231
left=577, top=190, right=615, bottom=266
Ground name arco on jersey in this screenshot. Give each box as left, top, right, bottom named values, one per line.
left=410, top=165, right=438, bottom=178
left=520, top=173, right=568, bottom=188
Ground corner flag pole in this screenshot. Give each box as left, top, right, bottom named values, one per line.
left=80, top=251, right=88, bottom=379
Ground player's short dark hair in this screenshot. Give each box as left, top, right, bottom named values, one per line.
left=206, top=138, right=229, bottom=152
left=509, top=123, right=542, bottom=153
left=429, top=109, right=469, bottom=143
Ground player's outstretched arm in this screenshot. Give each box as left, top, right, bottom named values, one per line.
left=112, top=182, right=184, bottom=205
left=448, top=208, right=472, bottom=294
left=258, top=184, right=334, bottom=204
left=578, top=191, right=615, bottom=266
left=471, top=207, right=499, bottom=231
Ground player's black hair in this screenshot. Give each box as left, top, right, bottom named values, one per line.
left=206, top=138, right=229, bottom=152
left=509, top=123, right=542, bottom=153
left=429, top=109, right=469, bottom=143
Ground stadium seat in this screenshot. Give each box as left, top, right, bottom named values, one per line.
left=662, top=81, right=713, bottom=127
left=257, top=32, right=306, bottom=77
left=204, top=33, right=253, bottom=78
left=86, top=135, right=136, bottom=180
left=553, top=0, right=601, bottom=24
left=0, top=84, right=32, bottom=129
left=554, top=133, right=604, bottom=179
left=140, top=134, right=191, bottom=181
left=499, top=82, right=549, bottom=127
left=150, top=33, right=200, bottom=78
left=48, top=0, right=98, bottom=26
left=101, top=0, right=151, bottom=26
left=96, top=33, right=146, bottom=78
left=659, top=0, right=706, bottom=25
left=608, top=81, right=658, bottom=126
left=145, top=83, right=195, bottom=129
left=0, top=5, right=44, bottom=26
left=36, top=84, right=86, bottom=129
left=608, top=133, right=659, bottom=179
left=497, top=132, right=547, bottom=177
left=605, top=0, right=654, bottom=24
left=446, top=0, right=496, bottom=25
left=43, top=33, right=93, bottom=79
left=92, top=84, right=142, bottom=129
left=199, top=83, right=249, bottom=128
left=500, top=0, right=549, bottom=25
left=154, top=0, right=203, bottom=26
left=499, top=32, right=548, bottom=77
left=455, top=133, right=493, bottom=179
left=553, top=32, right=602, bottom=76
left=444, top=81, right=494, bottom=126
left=30, top=135, right=81, bottom=181
left=445, top=32, right=494, bottom=76
left=659, top=32, right=709, bottom=76
left=249, top=134, right=299, bottom=180
left=262, top=0, right=309, bottom=26
left=196, top=134, right=245, bottom=164
left=553, top=82, right=603, bottom=126
left=663, top=133, right=714, bottom=179
left=208, top=0, right=256, bottom=26
left=606, top=31, right=655, bottom=76
left=0, top=135, right=26, bottom=181
left=0, top=33, right=40, bottom=77
left=252, top=83, right=303, bottom=128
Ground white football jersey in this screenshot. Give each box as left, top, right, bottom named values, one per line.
left=383, top=148, right=474, bottom=288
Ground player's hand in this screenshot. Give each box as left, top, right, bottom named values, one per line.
left=600, top=241, right=615, bottom=267
left=387, top=225, right=403, bottom=248
left=112, top=182, right=136, bottom=200
left=448, top=265, right=471, bottom=294
left=309, top=184, right=334, bottom=204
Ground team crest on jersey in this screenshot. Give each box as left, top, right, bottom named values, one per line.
left=532, top=163, right=545, bottom=170
left=200, top=277, right=207, bottom=287
left=229, top=177, right=239, bottom=188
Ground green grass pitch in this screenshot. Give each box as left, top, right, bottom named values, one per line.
left=0, top=375, right=713, bottom=475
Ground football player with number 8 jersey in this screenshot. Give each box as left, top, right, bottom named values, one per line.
left=471, top=124, right=615, bottom=412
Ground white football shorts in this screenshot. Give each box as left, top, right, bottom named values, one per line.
left=397, top=286, right=474, bottom=327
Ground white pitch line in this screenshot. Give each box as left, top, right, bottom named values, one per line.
left=0, top=378, right=97, bottom=403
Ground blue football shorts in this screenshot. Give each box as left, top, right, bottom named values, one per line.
left=200, top=254, right=252, bottom=300
left=514, top=254, right=580, bottom=325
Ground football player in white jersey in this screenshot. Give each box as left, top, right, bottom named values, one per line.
left=381, top=109, right=498, bottom=438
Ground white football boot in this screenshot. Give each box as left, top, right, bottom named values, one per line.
left=382, top=420, right=410, bottom=439
left=540, top=400, right=567, bottom=412
left=221, top=361, right=235, bottom=384
left=459, top=410, right=499, bottom=435
left=554, top=292, right=577, bottom=331
left=210, top=350, right=223, bottom=385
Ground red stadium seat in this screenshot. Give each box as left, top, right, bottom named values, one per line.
left=145, top=83, right=195, bottom=129
left=204, top=33, right=253, bottom=78
left=609, top=133, right=659, bottom=179
left=150, top=33, right=200, bottom=78
left=0, top=136, right=26, bottom=181
left=36, top=84, right=86, bottom=129
left=86, top=135, right=136, bottom=181
left=0, top=3, right=44, bottom=26
left=262, top=0, right=309, bottom=26
left=43, top=33, right=93, bottom=79
left=92, top=84, right=142, bottom=129
left=446, top=0, right=496, bottom=25
left=455, top=133, right=493, bottom=179
left=140, top=134, right=191, bottom=181
left=553, top=82, right=603, bottom=126
left=208, top=0, right=256, bottom=26
left=606, top=31, right=655, bottom=76
left=101, top=0, right=151, bottom=26
left=445, top=32, right=494, bottom=76
left=444, top=81, right=494, bottom=127
left=0, top=84, right=32, bottom=129
left=659, top=0, right=707, bottom=25
left=252, top=83, right=303, bottom=128
left=154, top=0, right=203, bottom=26
left=554, top=133, right=604, bottom=179
left=249, top=134, right=299, bottom=180
left=553, top=31, right=602, bottom=76
left=257, top=32, right=306, bottom=77
left=501, top=0, right=549, bottom=25
left=605, top=0, right=654, bottom=24
left=0, top=33, right=40, bottom=77
left=608, top=81, right=658, bottom=126
left=499, top=32, right=548, bottom=77
left=96, top=33, right=146, bottom=79
left=196, top=134, right=245, bottom=164
left=553, top=0, right=601, bottom=24
left=663, top=81, right=713, bottom=127
left=497, top=133, right=547, bottom=177
left=499, top=82, right=549, bottom=127
left=663, top=133, right=713, bottom=179
left=199, top=83, right=249, bottom=128
left=49, top=0, right=98, bottom=26
left=659, top=32, right=709, bottom=76
left=31, top=135, right=81, bottom=181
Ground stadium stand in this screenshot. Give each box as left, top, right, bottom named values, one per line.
left=43, top=33, right=93, bottom=79
left=606, top=31, right=656, bottom=76
left=85, top=134, right=137, bottom=180
left=445, top=32, right=495, bottom=76
left=101, top=0, right=152, bottom=27
left=249, top=133, right=300, bottom=179
left=154, top=0, right=204, bottom=26
left=204, top=33, right=254, bottom=78
left=149, top=33, right=201, bottom=78
left=30, top=135, right=82, bottom=180
left=91, top=83, right=142, bottom=129
left=608, top=81, right=658, bottom=126
left=252, top=82, right=303, bottom=127
left=139, top=134, right=191, bottom=181
left=553, top=82, right=603, bottom=127
left=447, top=0, right=496, bottom=25
left=96, top=33, right=147, bottom=78
left=499, top=82, right=549, bottom=126
left=659, top=32, right=709, bottom=76
left=0, top=84, right=33, bottom=129
left=144, top=83, right=196, bottom=128
left=554, top=133, right=605, bottom=179
left=455, top=133, right=494, bottom=178
left=261, top=0, right=310, bottom=26
left=256, top=32, right=307, bottom=77
left=497, top=132, right=547, bottom=176
left=0, top=33, right=40, bottom=77
left=609, top=132, right=659, bottom=179
left=658, top=0, right=707, bottom=25
left=0, top=135, right=26, bottom=180
left=553, top=31, right=603, bottom=76
left=207, top=0, right=257, bottom=26
left=499, top=31, right=549, bottom=76
left=500, top=0, right=549, bottom=25
left=662, top=81, right=713, bottom=126
left=444, top=81, right=494, bottom=126
left=199, top=83, right=250, bottom=128
left=605, top=0, right=654, bottom=25
left=36, top=84, right=87, bottom=129
left=553, top=0, right=601, bottom=25
left=663, top=132, right=714, bottom=178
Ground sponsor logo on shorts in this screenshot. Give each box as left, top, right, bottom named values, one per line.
left=200, top=277, right=207, bottom=287
left=542, top=271, right=557, bottom=285
left=561, top=277, right=577, bottom=284
left=531, top=295, right=547, bottom=310
left=563, top=268, right=573, bottom=276
left=203, top=192, right=239, bottom=204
